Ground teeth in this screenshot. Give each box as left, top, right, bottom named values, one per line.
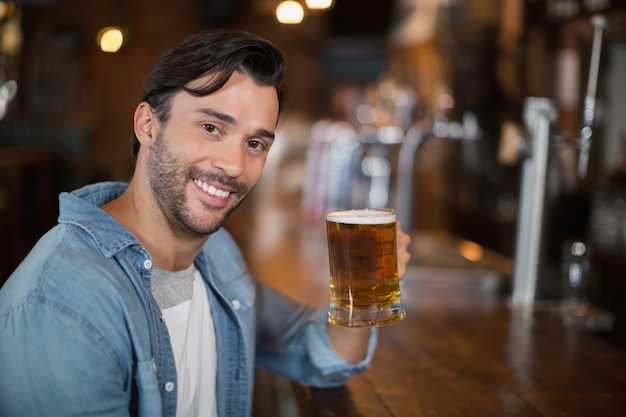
left=194, top=179, right=230, bottom=198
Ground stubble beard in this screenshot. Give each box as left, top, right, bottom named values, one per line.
left=147, top=131, right=250, bottom=238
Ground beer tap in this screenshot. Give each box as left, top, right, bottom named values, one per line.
left=507, top=14, right=608, bottom=309
left=395, top=111, right=480, bottom=231
left=577, top=14, right=608, bottom=179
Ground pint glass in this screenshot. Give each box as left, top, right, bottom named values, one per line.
left=326, top=208, right=405, bottom=326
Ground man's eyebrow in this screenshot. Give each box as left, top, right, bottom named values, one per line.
left=199, top=108, right=275, bottom=141
left=199, top=108, right=235, bottom=125
left=256, top=129, right=275, bottom=141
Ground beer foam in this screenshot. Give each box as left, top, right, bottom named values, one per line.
left=326, top=209, right=396, bottom=224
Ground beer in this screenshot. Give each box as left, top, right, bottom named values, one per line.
left=326, top=209, right=405, bottom=326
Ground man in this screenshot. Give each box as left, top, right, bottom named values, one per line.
left=0, top=29, right=411, bottom=416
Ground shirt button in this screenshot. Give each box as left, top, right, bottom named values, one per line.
left=143, top=259, right=152, bottom=270
left=164, top=381, right=175, bottom=392
left=232, top=299, right=241, bottom=310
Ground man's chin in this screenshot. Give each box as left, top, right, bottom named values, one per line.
left=188, top=194, right=247, bottom=235
left=184, top=220, right=224, bottom=238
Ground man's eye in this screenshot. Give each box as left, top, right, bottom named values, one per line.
left=203, top=124, right=221, bottom=135
left=247, top=140, right=266, bottom=151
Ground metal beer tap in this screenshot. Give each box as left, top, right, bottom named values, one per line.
left=509, top=14, right=608, bottom=309
left=578, top=14, right=609, bottom=179
left=395, top=111, right=480, bottom=231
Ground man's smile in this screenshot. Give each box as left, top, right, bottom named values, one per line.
left=193, top=178, right=232, bottom=198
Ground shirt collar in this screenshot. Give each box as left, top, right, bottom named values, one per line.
left=58, top=181, right=141, bottom=257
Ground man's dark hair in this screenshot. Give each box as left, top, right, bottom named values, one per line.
left=130, top=29, right=287, bottom=158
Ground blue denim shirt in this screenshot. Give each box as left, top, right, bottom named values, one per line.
left=0, top=182, right=376, bottom=417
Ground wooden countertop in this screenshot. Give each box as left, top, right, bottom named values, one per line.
left=293, top=273, right=626, bottom=416
left=241, top=215, right=626, bottom=416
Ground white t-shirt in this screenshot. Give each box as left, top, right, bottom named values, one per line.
left=151, top=265, right=218, bottom=417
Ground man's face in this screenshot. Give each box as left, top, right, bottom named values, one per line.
left=146, top=71, right=279, bottom=237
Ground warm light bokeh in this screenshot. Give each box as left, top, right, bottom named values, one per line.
left=97, top=26, right=126, bottom=53
left=276, top=1, right=304, bottom=24
left=305, top=0, right=333, bottom=10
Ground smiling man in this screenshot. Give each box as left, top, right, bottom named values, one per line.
left=0, top=29, right=410, bottom=417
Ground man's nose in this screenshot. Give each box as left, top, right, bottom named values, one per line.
left=211, top=139, right=244, bottom=178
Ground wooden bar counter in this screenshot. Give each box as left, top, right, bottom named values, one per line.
left=295, top=273, right=626, bottom=416
left=241, top=215, right=626, bottom=417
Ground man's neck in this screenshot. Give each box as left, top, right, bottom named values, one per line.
left=101, top=181, right=207, bottom=272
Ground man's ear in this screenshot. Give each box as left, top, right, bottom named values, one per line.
left=134, top=102, right=156, bottom=147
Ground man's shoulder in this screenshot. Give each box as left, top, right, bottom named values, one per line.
left=0, top=222, right=139, bottom=313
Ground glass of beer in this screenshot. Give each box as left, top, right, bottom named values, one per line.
left=325, top=208, right=405, bottom=326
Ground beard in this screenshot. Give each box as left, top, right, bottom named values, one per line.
left=146, top=130, right=250, bottom=237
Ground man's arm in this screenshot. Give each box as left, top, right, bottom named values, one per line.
left=326, top=325, right=371, bottom=363
left=0, top=301, right=153, bottom=417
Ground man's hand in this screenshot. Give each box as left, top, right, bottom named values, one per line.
left=396, top=220, right=411, bottom=281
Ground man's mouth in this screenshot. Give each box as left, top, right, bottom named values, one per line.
left=193, top=178, right=231, bottom=198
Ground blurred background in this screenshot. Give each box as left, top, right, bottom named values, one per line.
left=1, top=0, right=626, bottom=347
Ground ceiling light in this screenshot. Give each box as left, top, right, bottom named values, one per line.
left=276, top=1, right=304, bottom=24
left=305, top=0, right=333, bottom=10
left=97, top=26, right=127, bottom=53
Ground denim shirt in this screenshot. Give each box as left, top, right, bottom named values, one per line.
left=0, top=182, right=376, bottom=417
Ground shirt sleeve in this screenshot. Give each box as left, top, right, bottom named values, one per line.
left=254, top=282, right=378, bottom=387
